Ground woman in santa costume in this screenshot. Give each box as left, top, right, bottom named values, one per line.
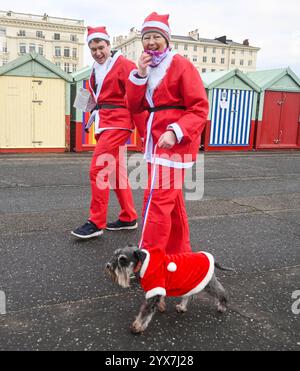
left=72, top=26, right=142, bottom=239
left=127, top=12, right=209, bottom=254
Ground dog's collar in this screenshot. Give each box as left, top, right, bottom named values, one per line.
left=134, top=261, right=142, bottom=273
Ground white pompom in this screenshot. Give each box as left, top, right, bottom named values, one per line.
left=167, top=262, right=177, bottom=272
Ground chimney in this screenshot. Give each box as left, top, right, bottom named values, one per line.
left=243, top=39, right=249, bottom=46
left=188, top=29, right=199, bottom=41
left=215, top=36, right=227, bottom=44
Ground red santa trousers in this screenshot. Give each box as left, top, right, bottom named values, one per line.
left=141, top=164, right=192, bottom=255
left=89, top=129, right=138, bottom=229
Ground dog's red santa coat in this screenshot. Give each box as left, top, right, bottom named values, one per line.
left=139, top=248, right=215, bottom=299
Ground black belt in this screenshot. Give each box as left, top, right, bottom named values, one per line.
left=95, top=104, right=126, bottom=110
left=147, top=106, right=186, bottom=113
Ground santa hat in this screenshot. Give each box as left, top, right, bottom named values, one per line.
left=87, top=26, right=110, bottom=43
left=141, top=12, right=171, bottom=43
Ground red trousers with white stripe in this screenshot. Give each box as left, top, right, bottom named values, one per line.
left=89, top=130, right=138, bottom=229
left=141, top=164, right=192, bottom=255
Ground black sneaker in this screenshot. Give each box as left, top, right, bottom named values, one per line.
left=106, top=219, right=138, bottom=231
left=71, top=221, right=103, bottom=239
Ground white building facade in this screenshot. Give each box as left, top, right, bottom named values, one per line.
left=113, top=29, right=260, bottom=73
left=0, top=10, right=85, bottom=73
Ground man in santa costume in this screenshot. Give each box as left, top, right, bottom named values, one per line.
left=126, top=12, right=209, bottom=254
left=72, top=26, right=143, bottom=239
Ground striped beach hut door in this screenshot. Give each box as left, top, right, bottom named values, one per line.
left=210, top=89, right=254, bottom=146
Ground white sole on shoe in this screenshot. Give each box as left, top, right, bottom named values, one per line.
left=71, top=230, right=103, bottom=239
left=105, top=223, right=138, bottom=231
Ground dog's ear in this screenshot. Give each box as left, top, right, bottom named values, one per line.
left=118, top=254, right=129, bottom=267
left=133, top=249, right=145, bottom=262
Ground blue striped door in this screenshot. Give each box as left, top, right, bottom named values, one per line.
left=209, top=89, right=254, bottom=146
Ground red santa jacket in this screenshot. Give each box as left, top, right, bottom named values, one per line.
left=139, top=248, right=215, bottom=299
left=88, top=50, right=145, bottom=136
left=127, top=51, right=209, bottom=168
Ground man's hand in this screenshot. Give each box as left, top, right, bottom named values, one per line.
left=157, top=131, right=177, bottom=149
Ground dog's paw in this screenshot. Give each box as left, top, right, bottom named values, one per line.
left=130, top=320, right=144, bottom=334
left=158, top=299, right=166, bottom=313
left=217, top=303, right=227, bottom=313
left=176, top=304, right=188, bottom=314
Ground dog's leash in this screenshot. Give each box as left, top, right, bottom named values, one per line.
left=138, top=144, right=158, bottom=250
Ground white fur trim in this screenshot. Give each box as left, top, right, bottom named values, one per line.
left=87, top=33, right=110, bottom=43
left=89, top=50, right=122, bottom=102
left=167, top=123, right=184, bottom=144
left=139, top=249, right=150, bottom=278
left=145, top=287, right=166, bottom=299
left=167, top=262, right=177, bottom=272
left=146, top=155, right=195, bottom=169
left=142, top=21, right=171, bottom=35
left=183, top=252, right=215, bottom=297
left=129, top=70, right=149, bottom=86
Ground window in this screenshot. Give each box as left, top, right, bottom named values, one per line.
left=18, top=30, right=26, bottom=36
left=193, top=45, right=197, bottom=52
left=232, top=50, right=236, bottom=55
left=72, top=64, right=77, bottom=72
left=212, top=57, right=216, bottom=63
left=203, top=47, right=207, bottom=53
left=0, top=28, right=6, bottom=36
left=250, top=50, right=253, bottom=56
left=72, top=48, right=77, bottom=59
left=29, top=44, right=36, bottom=53
left=64, top=62, right=70, bottom=73
left=240, top=59, right=244, bottom=66
left=212, top=47, right=216, bottom=54
left=2, top=59, right=8, bottom=65
left=54, top=33, right=60, bottom=40
left=203, top=56, right=207, bottom=63
left=183, top=54, right=188, bottom=59
left=211, top=69, right=216, bottom=72
left=55, top=46, right=61, bottom=57
left=202, top=68, right=206, bottom=73
left=184, top=44, right=188, bottom=51
left=19, top=43, right=26, bottom=54
left=174, top=43, right=178, bottom=50
left=36, top=31, right=44, bottom=38
left=222, top=48, right=225, bottom=54
left=38, top=45, right=43, bottom=55
left=55, top=62, right=61, bottom=68
left=221, top=58, right=225, bottom=64
left=70, top=34, right=78, bottom=42
left=248, top=60, right=253, bottom=66
left=64, top=47, right=70, bottom=57
left=193, top=56, right=198, bottom=62
left=231, top=59, right=235, bottom=65
left=241, top=49, right=244, bottom=55
left=2, top=43, right=7, bottom=53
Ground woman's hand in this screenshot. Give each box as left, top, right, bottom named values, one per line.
left=158, top=131, right=177, bottom=149
left=138, top=52, right=152, bottom=77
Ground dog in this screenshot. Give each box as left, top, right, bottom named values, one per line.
left=105, top=245, right=235, bottom=334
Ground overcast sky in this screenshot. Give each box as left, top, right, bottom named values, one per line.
left=2, top=0, right=300, bottom=75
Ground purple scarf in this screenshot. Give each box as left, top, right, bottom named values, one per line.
left=145, top=48, right=170, bottom=68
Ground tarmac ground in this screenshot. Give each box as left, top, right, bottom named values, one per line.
left=0, top=150, right=299, bottom=351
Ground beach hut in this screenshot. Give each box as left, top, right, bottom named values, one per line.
left=0, top=52, right=73, bottom=153
left=201, top=69, right=260, bottom=151
left=247, top=68, right=300, bottom=150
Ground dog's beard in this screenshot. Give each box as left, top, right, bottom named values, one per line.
left=106, top=266, right=131, bottom=288
left=115, top=267, right=131, bottom=288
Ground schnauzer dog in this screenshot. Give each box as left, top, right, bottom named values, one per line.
left=106, top=245, right=234, bottom=334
